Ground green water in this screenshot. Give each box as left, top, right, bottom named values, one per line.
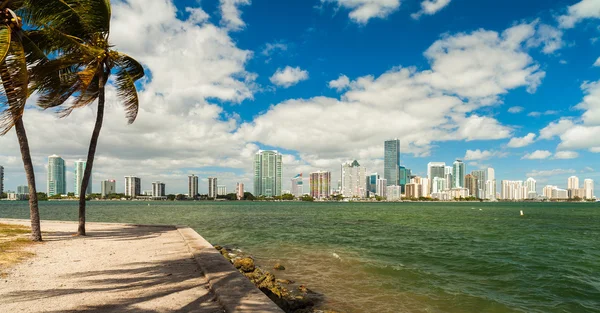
left=1, top=201, right=599, bottom=313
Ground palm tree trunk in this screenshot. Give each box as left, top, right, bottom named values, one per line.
left=14, top=116, right=42, bottom=241
left=77, top=71, right=106, bottom=236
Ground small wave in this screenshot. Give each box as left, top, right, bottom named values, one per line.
left=332, top=252, right=341, bottom=260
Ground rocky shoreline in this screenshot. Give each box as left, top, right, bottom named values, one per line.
left=213, top=245, right=342, bottom=313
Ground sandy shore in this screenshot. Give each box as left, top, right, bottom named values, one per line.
left=0, top=219, right=281, bottom=313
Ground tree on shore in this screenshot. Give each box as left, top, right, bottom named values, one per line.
left=34, top=0, right=145, bottom=236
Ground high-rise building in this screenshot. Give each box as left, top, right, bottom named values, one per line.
left=386, top=185, right=402, bottom=201
left=236, top=183, right=244, bottom=200
left=584, top=179, right=594, bottom=200
left=399, top=166, right=410, bottom=192
left=471, top=170, right=486, bottom=198
left=432, top=176, right=446, bottom=194
left=543, top=185, right=556, bottom=199
left=17, top=185, right=28, bottom=195
left=376, top=178, right=388, bottom=198
left=427, top=162, right=446, bottom=192
left=368, top=173, right=380, bottom=196
left=74, top=160, right=92, bottom=196
left=310, top=171, right=331, bottom=200
left=485, top=168, right=496, bottom=200
left=465, top=174, right=477, bottom=198
left=124, top=176, right=141, bottom=197
left=525, top=177, right=537, bottom=199
left=254, top=150, right=283, bottom=197
left=217, top=185, right=227, bottom=196
left=341, top=160, right=367, bottom=198
left=568, top=176, right=580, bottom=190
left=291, top=174, right=304, bottom=197
left=384, top=139, right=401, bottom=186
left=208, top=177, right=218, bottom=198
left=188, top=175, right=198, bottom=199
left=551, top=188, right=569, bottom=200
left=452, top=160, right=466, bottom=188
left=0, top=165, right=3, bottom=195
left=100, top=180, right=116, bottom=197
left=501, top=180, right=524, bottom=200
left=152, top=182, right=166, bottom=197
left=405, top=183, right=421, bottom=199
left=48, top=155, right=66, bottom=196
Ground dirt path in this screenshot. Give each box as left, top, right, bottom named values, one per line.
left=0, top=220, right=225, bottom=313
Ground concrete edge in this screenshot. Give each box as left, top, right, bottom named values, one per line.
left=176, top=226, right=284, bottom=313
left=0, top=218, right=178, bottom=229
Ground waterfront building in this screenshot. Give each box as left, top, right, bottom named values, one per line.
left=310, top=171, right=331, bottom=200
left=449, top=188, right=469, bottom=199
left=432, top=177, right=446, bottom=194
left=217, top=185, right=227, bottom=196
left=471, top=170, right=486, bottom=198
left=0, top=165, right=3, bottom=195
left=48, top=155, right=67, bottom=196
left=74, top=160, right=92, bottom=196
left=376, top=178, right=388, bottom=198
left=485, top=168, right=496, bottom=200
left=124, top=176, right=141, bottom=197
left=17, top=185, right=28, bottom=195
left=542, top=185, right=556, bottom=199
left=452, top=160, right=466, bottom=188
left=386, top=185, right=402, bottom=201
left=291, top=174, right=304, bottom=198
left=368, top=173, right=380, bottom=196
left=584, top=179, right=594, bottom=200
left=427, top=162, right=445, bottom=192
left=152, top=182, right=166, bottom=197
left=465, top=174, right=478, bottom=198
left=405, top=183, right=421, bottom=199
left=570, top=188, right=585, bottom=199
left=525, top=177, right=537, bottom=199
left=501, top=180, right=524, bottom=200
left=188, top=175, right=199, bottom=199
left=208, top=177, right=218, bottom=198
left=254, top=150, right=283, bottom=197
left=101, top=180, right=116, bottom=197
left=341, top=160, right=367, bottom=198
left=552, top=188, right=569, bottom=200
left=384, top=139, right=401, bottom=186
left=236, top=183, right=244, bottom=200
left=399, top=166, right=410, bottom=192
left=568, top=176, right=580, bottom=190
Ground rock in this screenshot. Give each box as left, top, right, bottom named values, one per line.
left=213, top=245, right=222, bottom=251
left=273, top=263, right=286, bottom=270
left=233, top=257, right=255, bottom=272
left=276, top=278, right=294, bottom=284
left=298, top=285, right=308, bottom=293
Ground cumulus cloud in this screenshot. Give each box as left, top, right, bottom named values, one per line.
left=320, top=0, right=401, bottom=24
left=526, top=23, right=564, bottom=54
left=554, top=81, right=600, bottom=152
left=528, top=110, right=559, bottom=117
left=219, top=0, right=251, bottom=31
left=522, top=150, right=552, bottom=160
left=464, top=149, right=507, bottom=161
left=508, top=106, right=524, bottom=113
left=554, top=151, right=579, bottom=159
left=328, top=75, right=351, bottom=91
left=558, top=0, right=600, bottom=29
left=594, top=57, right=600, bottom=67
left=507, top=133, right=536, bottom=148
left=539, top=118, right=575, bottom=139
left=411, top=0, right=452, bottom=19
left=262, top=42, right=288, bottom=56
left=270, top=66, right=310, bottom=88
left=526, top=169, right=576, bottom=177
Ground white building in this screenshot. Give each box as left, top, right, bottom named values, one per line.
left=386, top=185, right=402, bottom=201
left=552, top=188, right=568, bottom=200
left=584, top=179, right=594, bottom=200
left=376, top=178, right=387, bottom=198
left=152, top=182, right=166, bottom=197
left=74, top=160, right=92, bottom=196
left=291, top=174, right=304, bottom=197
left=542, top=185, right=556, bottom=199
left=432, top=177, right=446, bottom=194
left=427, top=162, right=446, bottom=191
left=341, top=160, right=367, bottom=198
left=208, top=177, right=217, bottom=198
left=124, top=176, right=141, bottom=197
left=525, top=177, right=537, bottom=199
left=501, top=180, right=524, bottom=200
left=485, top=168, right=496, bottom=200
left=217, top=185, right=227, bottom=196
left=449, top=188, right=469, bottom=199
left=568, top=176, right=580, bottom=190
left=188, top=175, right=199, bottom=199
left=101, top=180, right=116, bottom=197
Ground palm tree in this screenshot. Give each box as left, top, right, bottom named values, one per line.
left=33, top=0, right=145, bottom=236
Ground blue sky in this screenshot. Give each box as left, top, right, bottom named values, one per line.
left=1, top=0, right=599, bottom=195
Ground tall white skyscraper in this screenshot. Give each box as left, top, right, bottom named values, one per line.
left=208, top=177, right=218, bottom=198
left=124, top=176, right=141, bottom=197
left=376, top=178, right=388, bottom=197
left=525, top=177, right=537, bottom=198
left=217, top=185, right=227, bottom=196
left=584, top=179, right=594, bottom=200
left=291, top=174, right=304, bottom=197
left=485, top=167, right=496, bottom=200
left=568, top=176, right=580, bottom=190
left=452, top=160, right=466, bottom=188
left=254, top=150, right=283, bottom=197
left=432, top=177, right=446, bottom=194
left=48, top=155, right=66, bottom=196
left=501, top=180, right=524, bottom=200
left=341, top=160, right=367, bottom=198
left=101, top=180, right=116, bottom=197
left=74, top=160, right=92, bottom=196
left=427, top=162, right=445, bottom=192
left=152, top=182, right=166, bottom=197
left=188, top=175, right=198, bottom=199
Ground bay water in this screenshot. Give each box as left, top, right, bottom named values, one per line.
left=1, top=201, right=599, bottom=312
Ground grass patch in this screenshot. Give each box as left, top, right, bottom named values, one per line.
left=0, top=223, right=36, bottom=277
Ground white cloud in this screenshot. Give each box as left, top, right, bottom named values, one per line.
left=554, top=151, right=579, bottom=159
left=262, top=42, right=288, bottom=56
left=508, top=106, right=524, bottom=113
left=594, top=57, right=600, bottom=67
left=219, top=0, right=251, bottom=31
left=539, top=118, right=575, bottom=139
left=411, top=0, right=452, bottom=19
left=555, top=81, right=600, bottom=152
left=464, top=149, right=507, bottom=161
left=270, top=66, right=309, bottom=88
left=507, top=133, right=536, bottom=148
left=526, top=169, right=576, bottom=177
left=320, top=0, right=401, bottom=24
left=455, top=115, right=512, bottom=141
left=522, top=150, right=552, bottom=160
left=558, top=0, right=600, bottom=29
left=328, top=75, right=351, bottom=91
left=526, top=23, right=564, bottom=54
left=528, top=110, right=559, bottom=117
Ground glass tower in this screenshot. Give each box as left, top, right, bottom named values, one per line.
left=74, top=160, right=92, bottom=196
left=384, top=139, right=400, bottom=186
left=48, top=155, right=66, bottom=196
left=254, top=150, right=283, bottom=197
left=452, top=160, right=466, bottom=188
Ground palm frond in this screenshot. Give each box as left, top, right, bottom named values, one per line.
left=0, top=36, right=28, bottom=135
left=115, top=52, right=144, bottom=81
left=0, top=25, right=11, bottom=63
left=115, top=67, right=139, bottom=124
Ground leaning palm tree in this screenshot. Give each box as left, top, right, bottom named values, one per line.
left=33, top=0, right=145, bottom=236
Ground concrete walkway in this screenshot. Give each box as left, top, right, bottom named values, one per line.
left=0, top=219, right=282, bottom=313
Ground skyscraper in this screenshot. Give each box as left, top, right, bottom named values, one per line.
left=568, top=176, right=579, bottom=190
left=341, top=160, right=367, bottom=198
left=525, top=177, right=537, bottom=199
left=124, top=176, right=141, bottom=197
left=584, top=179, right=594, bottom=200
left=485, top=167, right=496, bottom=200
left=452, top=160, right=466, bottom=188
left=17, top=185, right=29, bottom=195
left=101, top=180, right=116, bottom=197
left=236, top=183, right=244, bottom=200
left=291, top=174, right=304, bottom=197
left=208, top=177, right=218, bottom=198
left=48, top=155, right=66, bottom=196
left=152, top=182, right=166, bottom=197
left=254, top=150, right=283, bottom=197
left=0, top=165, right=3, bottom=195
left=471, top=170, right=486, bottom=199
left=310, top=171, right=331, bottom=200
left=501, top=180, right=524, bottom=200
left=368, top=173, right=380, bottom=195
left=74, top=160, right=92, bottom=196
left=188, top=175, right=198, bottom=199
left=384, top=139, right=400, bottom=186
left=427, top=162, right=445, bottom=191
left=376, top=178, right=388, bottom=198
left=465, top=174, right=478, bottom=198
left=217, top=185, right=227, bottom=196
